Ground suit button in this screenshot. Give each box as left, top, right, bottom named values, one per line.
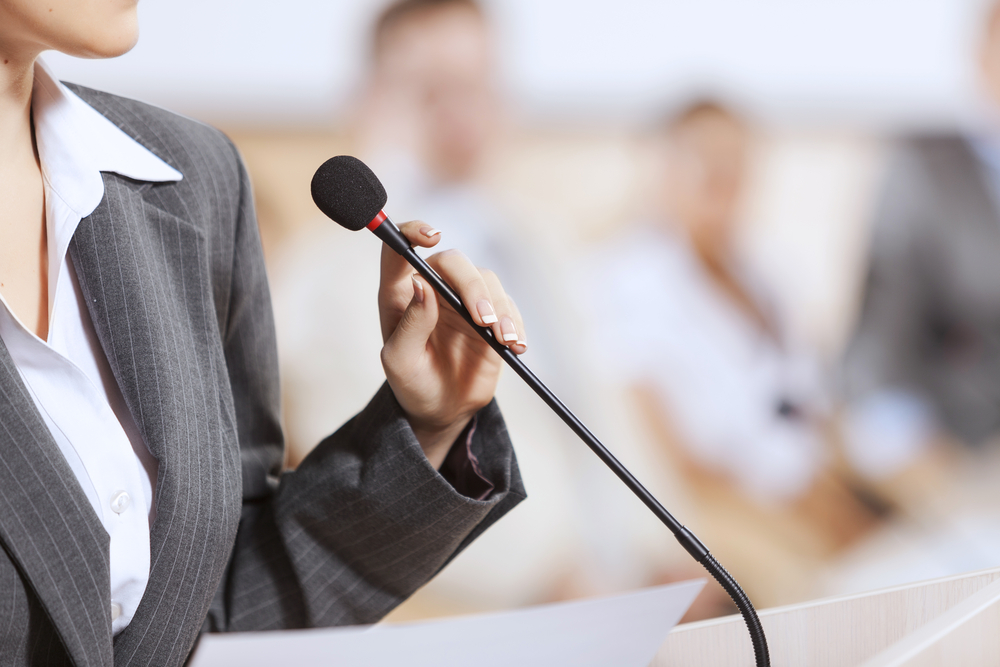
left=111, top=602, right=122, bottom=621
left=110, top=491, right=131, bottom=514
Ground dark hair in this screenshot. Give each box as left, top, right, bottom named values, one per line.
left=372, top=0, right=484, bottom=60
left=662, top=98, right=742, bottom=134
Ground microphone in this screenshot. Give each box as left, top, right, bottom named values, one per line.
left=311, top=155, right=770, bottom=667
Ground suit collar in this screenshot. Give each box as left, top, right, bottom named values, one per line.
left=33, top=58, right=183, bottom=336
left=33, top=58, right=182, bottom=221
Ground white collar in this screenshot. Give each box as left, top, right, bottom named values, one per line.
left=31, top=59, right=184, bottom=322
left=31, top=58, right=183, bottom=222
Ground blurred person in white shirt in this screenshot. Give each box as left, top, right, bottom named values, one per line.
left=583, top=101, right=881, bottom=606
left=591, top=101, right=829, bottom=503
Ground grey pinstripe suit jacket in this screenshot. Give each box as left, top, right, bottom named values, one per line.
left=0, top=85, right=524, bottom=666
left=843, top=135, right=1000, bottom=444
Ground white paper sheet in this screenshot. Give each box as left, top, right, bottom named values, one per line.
left=190, top=579, right=705, bottom=667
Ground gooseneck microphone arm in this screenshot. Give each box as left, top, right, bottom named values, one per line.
left=371, top=215, right=770, bottom=667
left=310, top=155, right=769, bottom=667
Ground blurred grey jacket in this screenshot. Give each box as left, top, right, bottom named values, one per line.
left=844, top=134, right=1000, bottom=445
left=0, top=84, right=523, bottom=666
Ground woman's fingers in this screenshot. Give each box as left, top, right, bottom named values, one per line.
left=379, top=220, right=442, bottom=339
left=398, top=220, right=443, bottom=249
left=377, top=220, right=524, bottom=351
left=506, top=295, right=528, bottom=355
left=424, top=250, right=523, bottom=349
left=481, top=268, right=527, bottom=354
left=381, top=273, right=439, bottom=377
left=425, top=250, right=500, bottom=336
left=379, top=221, right=441, bottom=303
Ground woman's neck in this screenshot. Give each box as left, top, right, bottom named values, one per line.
left=0, top=55, right=37, bottom=177
left=0, top=52, right=48, bottom=341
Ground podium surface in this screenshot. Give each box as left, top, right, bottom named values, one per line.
left=654, top=566, right=1000, bottom=666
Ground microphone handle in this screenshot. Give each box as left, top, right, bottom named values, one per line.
left=372, top=217, right=770, bottom=667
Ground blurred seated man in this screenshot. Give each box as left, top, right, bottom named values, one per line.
left=353, top=0, right=574, bottom=375
left=841, top=1, right=1000, bottom=488
left=585, top=101, right=881, bottom=606
left=272, top=0, right=635, bottom=619
left=357, top=0, right=513, bottom=270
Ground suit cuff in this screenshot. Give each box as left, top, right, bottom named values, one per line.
left=438, top=415, right=495, bottom=501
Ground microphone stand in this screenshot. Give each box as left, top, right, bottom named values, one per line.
left=372, top=216, right=771, bottom=667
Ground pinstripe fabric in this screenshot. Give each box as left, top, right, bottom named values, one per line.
left=0, top=340, right=110, bottom=667
left=0, top=85, right=524, bottom=666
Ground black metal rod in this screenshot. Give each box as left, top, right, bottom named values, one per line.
left=376, top=220, right=770, bottom=666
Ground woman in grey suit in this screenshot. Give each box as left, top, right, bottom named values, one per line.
left=0, top=1, right=527, bottom=665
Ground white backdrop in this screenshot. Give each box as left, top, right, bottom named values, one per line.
left=43, top=0, right=992, bottom=128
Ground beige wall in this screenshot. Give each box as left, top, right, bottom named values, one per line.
left=228, top=126, right=884, bottom=364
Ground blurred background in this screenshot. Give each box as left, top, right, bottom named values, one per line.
left=46, top=0, right=1000, bottom=622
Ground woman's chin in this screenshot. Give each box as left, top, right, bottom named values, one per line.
left=57, top=22, right=139, bottom=60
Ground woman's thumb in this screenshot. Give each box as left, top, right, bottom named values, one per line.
left=382, top=274, right=438, bottom=367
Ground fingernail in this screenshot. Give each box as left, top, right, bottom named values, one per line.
left=477, top=300, right=498, bottom=324
left=411, top=274, right=424, bottom=303
left=516, top=339, right=527, bottom=348
left=420, top=226, right=442, bottom=238
left=500, top=317, right=518, bottom=342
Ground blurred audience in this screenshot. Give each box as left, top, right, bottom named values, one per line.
left=198, top=0, right=1000, bottom=628
left=582, top=101, right=882, bottom=606
left=273, top=0, right=977, bottom=621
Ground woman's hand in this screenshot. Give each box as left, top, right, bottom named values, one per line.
left=379, top=221, right=527, bottom=468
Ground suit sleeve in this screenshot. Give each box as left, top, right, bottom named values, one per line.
left=204, top=142, right=525, bottom=632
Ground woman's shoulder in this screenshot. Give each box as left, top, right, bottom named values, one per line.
left=63, top=82, right=249, bottom=241
left=64, top=82, right=241, bottom=179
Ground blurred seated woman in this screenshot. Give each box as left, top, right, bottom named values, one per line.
left=584, top=101, right=881, bottom=606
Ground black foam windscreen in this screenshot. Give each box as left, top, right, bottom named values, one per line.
left=311, top=155, right=388, bottom=231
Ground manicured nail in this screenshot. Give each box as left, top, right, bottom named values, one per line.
left=516, top=339, right=527, bottom=348
left=420, top=226, right=442, bottom=238
left=500, top=317, right=518, bottom=342
left=411, top=274, right=424, bottom=303
left=477, top=300, right=498, bottom=324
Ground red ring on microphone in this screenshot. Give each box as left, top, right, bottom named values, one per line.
left=366, top=210, right=388, bottom=231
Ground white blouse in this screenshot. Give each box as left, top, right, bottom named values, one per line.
left=585, top=226, right=827, bottom=502
left=0, top=60, right=182, bottom=634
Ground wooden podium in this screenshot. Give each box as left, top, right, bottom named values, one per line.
left=652, top=566, right=1000, bottom=666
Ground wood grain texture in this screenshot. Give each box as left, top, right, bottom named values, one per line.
left=861, top=577, right=1000, bottom=666
left=652, top=566, right=1000, bottom=667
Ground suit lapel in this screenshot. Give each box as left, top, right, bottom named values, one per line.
left=0, top=339, right=113, bottom=666
left=70, top=174, right=242, bottom=667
